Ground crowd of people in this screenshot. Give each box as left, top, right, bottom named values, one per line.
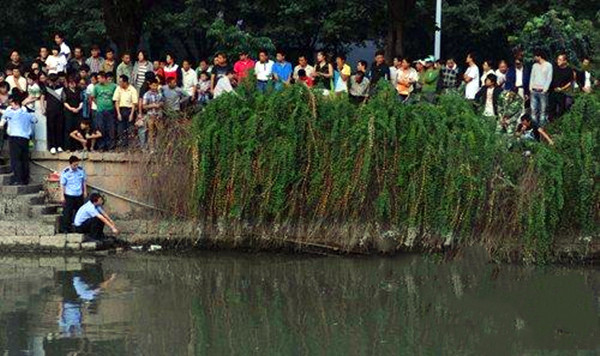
left=0, top=33, right=597, bottom=185
left=0, top=32, right=596, bottom=241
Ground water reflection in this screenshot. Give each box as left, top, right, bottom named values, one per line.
left=57, top=267, right=115, bottom=337
left=0, top=250, right=598, bottom=355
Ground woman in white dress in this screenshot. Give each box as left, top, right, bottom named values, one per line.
left=24, top=72, right=47, bottom=151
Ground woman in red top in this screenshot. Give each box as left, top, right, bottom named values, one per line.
left=154, top=60, right=166, bottom=85
left=163, top=53, right=183, bottom=87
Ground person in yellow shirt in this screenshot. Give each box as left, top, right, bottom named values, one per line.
left=112, top=75, right=138, bottom=149
left=334, top=55, right=352, bottom=95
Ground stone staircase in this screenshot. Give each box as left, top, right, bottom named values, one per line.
left=0, top=157, right=96, bottom=251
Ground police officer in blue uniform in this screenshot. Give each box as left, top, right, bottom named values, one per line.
left=0, top=91, right=37, bottom=185
left=60, top=155, right=87, bottom=232
left=73, top=193, right=119, bottom=240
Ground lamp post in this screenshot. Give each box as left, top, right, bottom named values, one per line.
left=434, top=0, right=442, bottom=59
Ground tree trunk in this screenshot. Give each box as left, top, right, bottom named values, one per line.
left=385, top=0, right=416, bottom=61
left=101, top=0, right=148, bottom=54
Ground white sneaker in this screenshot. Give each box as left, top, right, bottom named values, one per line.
left=50, top=148, right=56, bottom=154
left=57, top=147, right=64, bottom=153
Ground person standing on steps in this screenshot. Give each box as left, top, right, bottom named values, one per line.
left=60, top=155, right=87, bottom=233
left=0, top=92, right=37, bottom=185
left=73, top=193, right=119, bottom=241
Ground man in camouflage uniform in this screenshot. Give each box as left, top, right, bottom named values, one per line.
left=496, top=90, right=523, bottom=135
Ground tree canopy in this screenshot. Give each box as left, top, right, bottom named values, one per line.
left=1, top=0, right=598, bottom=66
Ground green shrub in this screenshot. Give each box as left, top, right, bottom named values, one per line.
left=189, top=85, right=600, bottom=262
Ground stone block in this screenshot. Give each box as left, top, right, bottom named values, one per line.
left=80, top=257, right=97, bottom=264
left=65, top=262, right=83, bottom=271
left=0, top=222, right=16, bottom=236
left=2, top=184, right=43, bottom=196
left=81, top=242, right=97, bottom=250
left=66, top=243, right=81, bottom=250
left=66, top=234, right=85, bottom=243
left=39, top=257, right=65, bottom=268
left=14, top=236, right=40, bottom=246
left=17, top=223, right=56, bottom=236
left=39, top=235, right=66, bottom=249
left=65, top=256, right=80, bottom=264
left=0, top=236, right=17, bottom=245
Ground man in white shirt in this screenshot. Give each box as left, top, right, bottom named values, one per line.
left=463, top=52, right=480, bottom=100
left=495, top=60, right=509, bottom=88
left=529, top=49, right=553, bottom=126
left=54, top=32, right=71, bottom=59
left=213, top=71, right=235, bottom=98
left=6, top=68, right=27, bottom=92
left=580, top=57, right=593, bottom=93
left=293, top=55, right=314, bottom=81
left=181, top=59, right=198, bottom=99
left=254, top=50, right=274, bottom=92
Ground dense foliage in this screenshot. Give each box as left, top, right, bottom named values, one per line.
left=509, top=10, right=597, bottom=64
left=2, top=1, right=599, bottom=67
left=206, top=19, right=275, bottom=61
left=188, top=85, right=600, bottom=262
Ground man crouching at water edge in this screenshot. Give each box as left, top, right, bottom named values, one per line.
left=60, top=155, right=87, bottom=233
left=73, top=193, right=119, bottom=241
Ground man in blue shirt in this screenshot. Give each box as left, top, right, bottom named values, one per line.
left=0, top=92, right=37, bottom=185
left=272, top=50, right=293, bottom=91
left=73, top=193, right=119, bottom=241
left=60, top=155, right=87, bottom=233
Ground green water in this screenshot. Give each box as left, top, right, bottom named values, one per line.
left=0, top=250, right=599, bottom=355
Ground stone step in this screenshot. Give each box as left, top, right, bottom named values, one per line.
left=29, top=204, right=62, bottom=217
left=19, top=193, right=46, bottom=205
left=0, top=173, right=12, bottom=185
left=0, top=165, right=10, bottom=174
left=1, top=184, right=43, bottom=196
left=0, top=221, right=56, bottom=236
left=41, top=214, right=61, bottom=226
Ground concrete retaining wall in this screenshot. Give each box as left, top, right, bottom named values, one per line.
left=30, top=151, right=151, bottom=218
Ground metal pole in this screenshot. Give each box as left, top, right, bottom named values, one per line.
left=434, top=0, right=442, bottom=59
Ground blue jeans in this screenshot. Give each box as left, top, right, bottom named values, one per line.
left=257, top=80, right=269, bottom=93
left=530, top=91, right=548, bottom=127
left=96, top=110, right=115, bottom=150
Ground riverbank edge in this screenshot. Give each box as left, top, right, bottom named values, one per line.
left=3, top=218, right=599, bottom=264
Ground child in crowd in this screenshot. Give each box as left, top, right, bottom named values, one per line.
left=86, top=73, right=98, bottom=125
left=141, top=79, right=164, bottom=150
left=154, top=61, right=165, bottom=83
left=297, top=69, right=314, bottom=88
left=197, top=71, right=211, bottom=105
left=69, top=119, right=102, bottom=151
